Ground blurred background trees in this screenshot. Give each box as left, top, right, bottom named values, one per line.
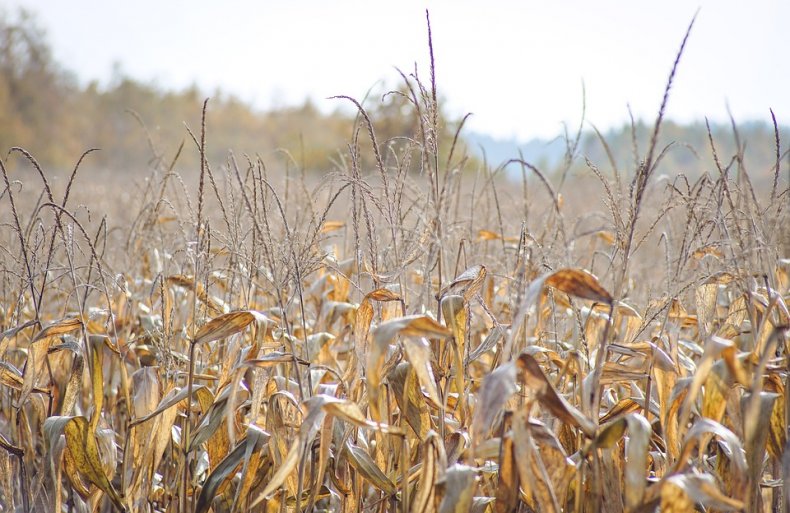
left=1, top=8, right=785, bottom=184
left=0, top=9, right=468, bottom=176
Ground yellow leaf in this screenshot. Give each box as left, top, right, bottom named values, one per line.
left=64, top=416, right=125, bottom=511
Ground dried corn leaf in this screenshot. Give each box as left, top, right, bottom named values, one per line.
left=512, top=410, right=560, bottom=513
left=130, top=384, right=208, bottom=427
left=343, top=441, right=397, bottom=494
left=742, top=391, right=779, bottom=511
left=251, top=395, right=327, bottom=505
left=701, top=361, right=729, bottom=422
left=0, top=362, right=47, bottom=394
left=60, top=351, right=84, bottom=416
left=193, top=310, right=264, bottom=345
left=47, top=415, right=125, bottom=510
left=441, top=295, right=467, bottom=397
left=413, top=431, right=444, bottom=512
left=677, top=418, right=747, bottom=485
left=545, top=268, right=613, bottom=304
left=320, top=395, right=403, bottom=435
left=764, top=375, right=786, bottom=460
left=677, top=336, right=735, bottom=431
left=31, top=317, right=83, bottom=343
left=517, top=353, right=596, bottom=437
left=243, top=351, right=307, bottom=368
left=691, top=244, right=724, bottom=260
left=695, top=282, right=719, bottom=338
left=167, top=274, right=224, bottom=315
left=195, top=428, right=268, bottom=513
left=355, top=288, right=401, bottom=353
left=471, top=362, right=516, bottom=444
left=401, top=336, right=442, bottom=409
left=0, top=318, right=39, bottom=358
left=437, top=463, right=476, bottom=513
left=662, top=473, right=744, bottom=511
left=191, top=385, right=248, bottom=462
left=438, top=264, right=487, bottom=301
left=390, top=362, right=432, bottom=440
left=369, top=315, right=451, bottom=420
left=18, top=317, right=82, bottom=408
left=590, top=413, right=651, bottom=512
left=494, top=434, right=518, bottom=513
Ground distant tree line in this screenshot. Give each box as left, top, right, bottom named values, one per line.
left=0, top=9, right=468, bottom=176
left=1, top=8, right=785, bottom=184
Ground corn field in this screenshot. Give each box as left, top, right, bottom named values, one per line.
left=0, top=15, right=788, bottom=513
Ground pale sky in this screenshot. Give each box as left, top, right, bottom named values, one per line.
left=4, top=0, right=788, bottom=140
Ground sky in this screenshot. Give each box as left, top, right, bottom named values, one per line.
left=4, top=0, right=788, bottom=140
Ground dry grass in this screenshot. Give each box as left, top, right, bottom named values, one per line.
left=0, top=12, right=789, bottom=513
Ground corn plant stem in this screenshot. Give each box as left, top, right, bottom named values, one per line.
left=0, top=435, right=28, bottom=512
left=121, top=424, right=133, bottom=499
left=295, top=445, right=307, bottom=513
left=258, top=175, right=313, bottom=399
left=183, top=339, right=198, bottom=513
left=589, top=302, right=614, bottom=424
left=275, top=296, right=306, bottom=401
left=401, top=432, right=409, bottom=513
left=643, top=362, right=654, bottom=422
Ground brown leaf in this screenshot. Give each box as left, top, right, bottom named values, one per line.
left=320, top=395, right=403, bottom=435
left=129, top=384, right=208, bottom=427
left=596, top=230, right=616, bottom=245
left=677, top=336, right=736, bottom=432
left=193, top=310, right=264, bottom=345
left=18, top=317, right=83, bottom=408
left=438, top=264, right=487, bottom=301
left=589, top=413, right=651, bottom=512
left=195, top=428, right=268, bottom=513
left=31, top=317, right=83, bottom=343
left=477, top=229, right=502, bottom=241
left=516, top=353, right=596, bottom=437
left=599, top=397, right=641, bottom=424
left=390, top=362, right=432, bottom=440
left=742, top=391, right=779, bottom=511
left=243, top=351, right=306, bottom=368
left=354, top=288, right=402, bottom=357
left=675, top=418, right=747, bottom=492
left=413, top=432, right=443, bottom=512
left=441, top=295, right=467, bottom=398
left=167, top=274, right=224, bottom=315
left=191, top=385, right=249, bottom=464
left=512, top=410, right=560, bottom=513
left=764, top=375, right=787, bottom=460
left=251, top=394, right=330, bottom=505
left=691, top=244, right=724, bottom=260
left=662, top=473, right=744, bottom=511
left=545, top=268, right=612, bottom=304
left=60, top=351, right=84, bottom=416
left=695, top=282, right=719, bottom=339
left=494, top=434, right=518, bottom=513
left=343, top=441, right=397, bottom=494
left=369, top=315, right=451, bottom=420
left=471, top=362, right=516, bottom=444
left=401, top=336, right=442, bottom=409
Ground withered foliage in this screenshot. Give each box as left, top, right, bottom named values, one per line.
left=1, top=13, right=789, bottom=513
